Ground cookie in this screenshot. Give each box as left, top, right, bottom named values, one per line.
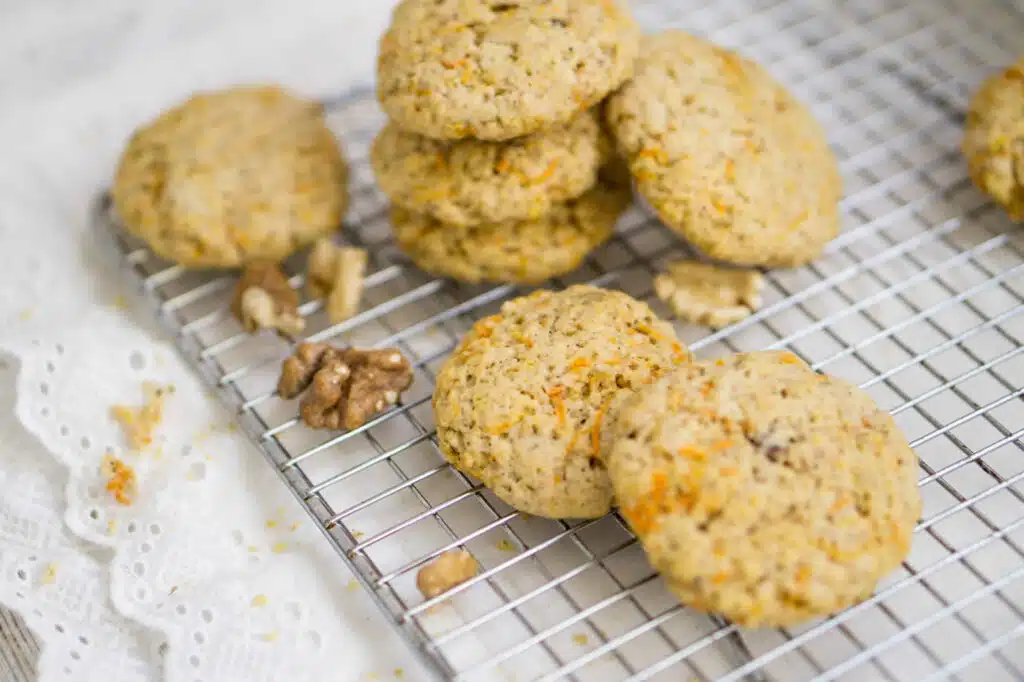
left=112, top=85, right=348, bottom=268
left=653, top=260, right=764, bottom=329
left=377, top=0, right=640, bottom=141
left=605, top=31, right=842, bottom=267
left=391, top=172, right=631, bottom=284
left=963, top=57, right=1024, bottom=221
left=434, top=286, right=689, bottom=518
left=372, top=109, right=610, bottom=226
left=607, top=351, right=921, bottom=627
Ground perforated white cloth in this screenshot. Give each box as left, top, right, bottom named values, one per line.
left=0, top=1, right=428, bottom=680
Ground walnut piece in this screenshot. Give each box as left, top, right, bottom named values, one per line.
left=654, top=260, right=765, bottom=329
left=110, top=381, right=170, bottom=451
left=231, top=261, right=305, bottom=336
left=277, top=342, right=414, bottom=430
left=101, top=452, right=137, bottom=505
left=416, top=550, right=478, bottom=600
left=307, top=239, right=368, bottom=324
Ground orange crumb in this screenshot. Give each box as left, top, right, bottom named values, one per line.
left=710, top=440, right=733, bottom=451
left=101, top=454, right=136, bottom=505
left=711, top=572, right=729, bottom=584
left=678, top=445, right=706, bottom=461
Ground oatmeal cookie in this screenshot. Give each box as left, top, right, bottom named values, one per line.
left=391, top=172, right=630, bottom=284
left=963, top=57, right=1024, bottom=221
left=112, top=85, right=348, bottom=268
left=372, top=109, right=610, bottom=226
left=607, top=351, right=921, bottom=627
left=377, top=0, right=640, bottom=141
left=605, top=31, right=842, bottom=267
left=433, top=285, right=689, bottom=519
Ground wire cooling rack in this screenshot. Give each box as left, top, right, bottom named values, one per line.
left=97, top=0, right=1024, bottom=679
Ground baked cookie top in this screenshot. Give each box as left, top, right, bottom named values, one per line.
left=112, top=85, right=348, bottom=268
left=605, top=31, right=842, bottom=267
left=372, top=109, right=610, bottom=226
left=433, top=285, right=689, bottom=518
left=377, top=0, right=640, bottom=141
left=963, top=57, right=1024, bottom=221
left=607, top=351, right=921, bottom=627
left=391, top=172, right=630, bottom=284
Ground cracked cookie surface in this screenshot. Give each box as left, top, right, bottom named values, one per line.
left=607, top=351, right=921, bottom=627
left=377, top=0, right=640, bottom=141
left=433, top=285, right=689, bottom=518
left=605, top=31, right=841, bottom=267
left=112, top=85, right=348, bottom=268
left=391, top=172, right=630, bottom=284
left=372, top=109, right=610, bottom=226
left=963, top=57, right=1024, bottom=222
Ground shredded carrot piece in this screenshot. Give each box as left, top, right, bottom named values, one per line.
left=553, top=475, right=563, bottom=484
left=779, top=352, right=801, bottom=364
left=565, top=429, right=582, bottom=455
left=719, top=466, right=739, bottom=477
left=710, top=439, right=733, bottom=451
left=527, top=159, right=559, bottom=185
left=633, top=323, right=665, bottom=341
left=547, top=385, right=567, bottom=427
left=678, top=445, right=706, bottom=461
left=711, top=572, right=729, bottom=584
left=495, top=157, right=511, bottom=174
left=795, top=565, right=812, bottom=584
left=569, top=357, right=590, bottom=371
left=591, top=402, right=610, bottom=458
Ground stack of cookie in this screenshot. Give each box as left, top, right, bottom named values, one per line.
left=371, top=0, right=642, bottom=284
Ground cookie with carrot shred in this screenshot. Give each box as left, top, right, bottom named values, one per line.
left=433, top=285, right=689, bottom=518
left=607, top=351, right=920, bottom=627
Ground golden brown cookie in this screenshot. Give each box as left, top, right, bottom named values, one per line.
left=371, top=109, right=610, bottom=226
left=112, top=85, right=348, bottom=268
left=391, top=173, right=631, bottom=284
left=433, top=286, right=689, bottom=518
left=607, top=351, right=921, bottom=627
left=377, top=0, right=640, bottom=141
left=605, top=31, right=842, bottom=267
left=963, top=57, right=1024, bottom=221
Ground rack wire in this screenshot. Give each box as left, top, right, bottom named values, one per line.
left=97, top=0, right=1024, bottom=679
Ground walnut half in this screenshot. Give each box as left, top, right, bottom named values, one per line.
left=307, top=239, right=368, bottom=324
left=416, top=550, right=478, bottom=600
left=231, top=261, right=305, bottom=336
left=277, top=342, right=414, bottom=430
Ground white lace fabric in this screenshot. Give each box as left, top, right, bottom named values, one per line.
left=0, top=2, right=428, bottom=680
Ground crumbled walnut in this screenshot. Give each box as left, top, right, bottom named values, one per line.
left=306, top=238, right=368, bottom=324
left=278, top=342, right=332, bottom=398
left=416, top=550, right=478, bottom=600
left=111, top=381, right=170, bottom=450
left=231, top=261, right=305, bottom=336
left=654, top=260, right=765, bottom=329
left=101, top=453, right=136, bottom=505
left=277, top=342, right=414, bottom=429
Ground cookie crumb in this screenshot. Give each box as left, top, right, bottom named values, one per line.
left=107, top=519, right=118, bottom=535
left=113, top=295, right=130, bottom=310
left=572, top=633, right=588, bottom=646
left=251, top=594, right=268, bottom=607
left=111, top=381, right=169, bottom=451
left=18, top=309, right=32, bottom=321
left=271, top=542, right=288, bottom=553
left=231, top=261, right=304, bottom=336
left=346, top=578, right=361, bottom=593
left=416, top=550, right=478, bottom=600
left=306, top=239, right=368, bottom=324
left=101, top=453, right=136, bottom=505
left=496, top=539, right=515, bottom=552
left=40, top=563, right=58, bottom=586
left=654, top=260, right=764, bottom=329
left=394, top=669, right=404, bottom=679
left=259, top=630, right=278, bottom=642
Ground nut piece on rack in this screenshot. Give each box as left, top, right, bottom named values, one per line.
left=278, top=342, right=414, bottom=430
left=654, top=260, right=764, bottom=329
left=306, top=238, right=368, bottom=324
left=231, top=261, right=305, bottom=336
left=416, top=550, right=478, bottom=600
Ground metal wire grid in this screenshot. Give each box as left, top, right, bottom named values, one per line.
left=96, top=0, right=1024, bottom=679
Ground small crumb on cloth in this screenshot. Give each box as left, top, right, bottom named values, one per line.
left=101, top=453, right=137, bottom=505
left=111, top=381, right=171, bottom=450
left=654, top=260, right=764, bottom=329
